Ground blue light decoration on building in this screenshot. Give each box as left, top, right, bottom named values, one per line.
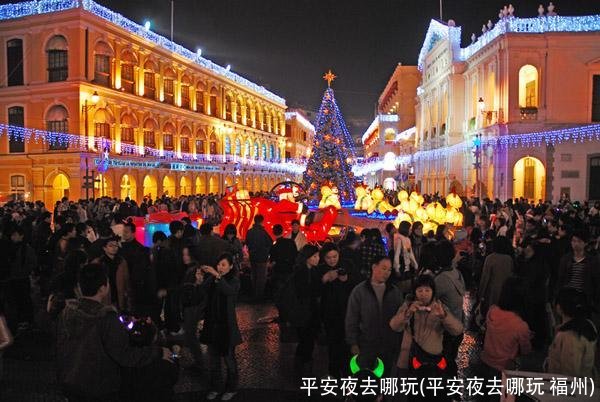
left=261, top=143, right=267, bottom=160
left=0, top=123, right=306, bottom=174
left=352, top=123, right=600, bottom=175
left=269, top=144, right=275, bottom=161
left=0, top=0, right=285, bottom=106
left=417, top=10, right=600, bottom=71
left=303, top=86, right=357, bottom=203
left=253, top=142, right=259, bottom=159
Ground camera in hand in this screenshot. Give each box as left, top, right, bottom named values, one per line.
left=337, top=268, right=347, bottom=276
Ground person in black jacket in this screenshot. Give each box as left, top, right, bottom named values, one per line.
left=269, top=224, right=298, bottom=314
left=180, top=263, right=208, bottom=370
left=191, top=223, right=232, bottom=268
left=200, top=253, right=241, bottom=401
left=56, top=263, right=173, bottom=401
left=289, top=245, right=321, bottom=372
left=5, top=225, right=37, bottom=329
left=120, top=220, right=155, bottom=317
left=318, top=242, right=360, bottom=378
left=245, top=215, right=273, bottom=300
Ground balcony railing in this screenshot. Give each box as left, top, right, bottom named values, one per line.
left=520, top=107, right=538, bottom=120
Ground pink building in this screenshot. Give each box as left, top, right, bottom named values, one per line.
left=415, top=5, right=600, bottom=202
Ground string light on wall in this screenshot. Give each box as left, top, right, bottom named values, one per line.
left=0, top=124, right=305, bottom=174
left=417, top=8, right=600, bottom=71
left=353, top=124, right=600, bottom=175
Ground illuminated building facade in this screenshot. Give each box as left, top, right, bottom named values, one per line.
left=284, top=109, right=315, bottom=163
left=415, top=6, right=600, bottom=202
left=360, top=64, right=419, bottom=189
left=0, top=0, right=300, bottom=207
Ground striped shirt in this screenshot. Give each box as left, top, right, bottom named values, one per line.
left=566, top=257, right=586, bottom=292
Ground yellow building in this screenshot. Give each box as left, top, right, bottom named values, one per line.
left=284, top=109, right=315, bottom=162
left=415, top=7, right=600, bottom=201
left=0, top=0, right=300, bottom=207
left=359, top=64, right=420, bottom=189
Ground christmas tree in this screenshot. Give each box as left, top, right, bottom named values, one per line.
left=303, top=71, right=356, bottom=203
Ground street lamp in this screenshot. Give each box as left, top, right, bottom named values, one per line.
left=82, top=91, right=99, bottom=147
left=82, top=91, right=100, bottom=200
left=472, top=133, right=482, bottom=200
left=478, top=97, right=498, bottom=124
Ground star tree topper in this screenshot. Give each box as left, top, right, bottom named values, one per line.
left=323, top=69, right=337, bottom=88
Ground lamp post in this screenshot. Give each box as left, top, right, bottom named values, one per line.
left=82, top=91, right=99, bottom=148
left=478, top=97, right=498, bottom=125
left=81, top=91, right=99, bottom=200
left=473, top=133, right=482, bottom=200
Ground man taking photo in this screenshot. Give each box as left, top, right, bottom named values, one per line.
left=56, top=263, right=173, bottom=402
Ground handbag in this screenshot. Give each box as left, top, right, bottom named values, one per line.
left=409, top=339, right=447, bottom=374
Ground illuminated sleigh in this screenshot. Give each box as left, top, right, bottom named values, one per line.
left=219, top=181, right=338, bottom=242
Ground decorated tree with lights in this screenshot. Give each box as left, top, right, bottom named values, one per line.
left=303, top=71, right=356, bottom=203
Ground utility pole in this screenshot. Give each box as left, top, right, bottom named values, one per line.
left=440, top=0, right=443, bottom=21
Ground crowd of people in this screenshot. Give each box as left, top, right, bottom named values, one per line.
left=0, top=193, right=599, bottom=401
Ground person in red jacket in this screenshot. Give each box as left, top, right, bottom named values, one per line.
left=481, top=277, right=532, bottom=376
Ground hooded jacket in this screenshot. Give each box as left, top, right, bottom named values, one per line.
left=56, top=298, right=161, bottom=397
left=481, top=306, right=532, bottom=371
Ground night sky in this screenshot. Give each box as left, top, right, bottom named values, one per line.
left=14, top=0, right=600, bottom=137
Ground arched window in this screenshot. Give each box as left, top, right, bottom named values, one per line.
left=519, top=65, right=538, bottom=108
left=120, top=113, right=136, bottom=146
left=120, top=49, right=136, bottom=94
left=276, top=147, right=281, bottom=161
left=195, top=129, right=206, bottom=155
left=209, top=134, right=217, bottom=155
left=235, top=138, right=241, bottom=156
left=245, top=140, right=251, bottom=158
left=246, top=100, right=254, bottom=127
left=46, top=35, right=68, bottom=82
left=163, top=68, right=176, bottom=105
left=196, top=81, right=206, bottom=113
left=143, top=59, right=157, bottom=99
left=7, top=39, right=23, bottom=86
left=255, top=105, right=262, bottom=129
left=224, top=136, right=231, bottom=155
left=94, top=109, right=112, bottom=140
left=253, top=142, right=259, bottom=159
left=8, top=106, right=25, bottom=153
left=384, top=128, right=395, bottom=142
left=235, top=98, right=243, bottom=123
left=181, top=75, right=191, bottom=109
left=209, top=87, right=218, bottom=116
left=163, top=123, right=175, bottom=150
left=261, top=143, right=267, bottom=160
left=180, top=126, right=191, bottom=153
left=143, top=119, right=157, bottom=147
left=269, top=144, right=275, bottom=161
left=46, top=105, right=69, bottom=150
left=94, top=41, right=112, bottom=87
left=10, top=174, right=26, bottom=198
left=225, top=94, right=233, bottom=121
